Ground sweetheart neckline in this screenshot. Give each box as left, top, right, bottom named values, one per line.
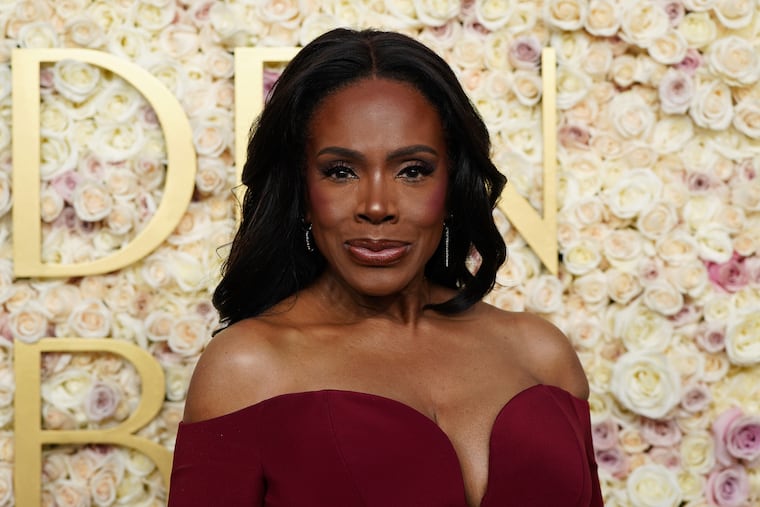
left=181, top=384, right=589, bottom=507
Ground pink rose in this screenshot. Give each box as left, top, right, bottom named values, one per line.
left=50, top=170, right=82, bottom=204
left=84, top=382, right=121, bottom=422
left=558, top=124, right=590, bottom=149
left=509, top=35, right=542, bottom=70
left=658, top=68, right=694, bottom=114
left=707, top=253, right=749, bottom=293
left=714, top=407, right=743, bottom=466
left=657, top=0, right=685, bottom=26
left=649, top=446, right=681, bottom=469
left=592, top=419, right=619, bottom=450
left=726, top=415, right=760, bottom=462
left=743, top=256, right=760, bottom=288
left=680, top=383, right=712, bottom=412
left=594, top=447, right=629, bottom=478
left=705, top=466, right=750, bottom=507
left=668, top=303, right=701, bottom=327
left=674, top=48, right=703, bottom=75
left=695, top=323, right=726, bottom=353
left=642, top=417, right=682, bottom=447
left=686, top=171, right=717, bottom=193
left=263, top=68, right=282, bottom=101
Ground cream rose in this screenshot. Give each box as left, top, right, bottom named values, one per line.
left=106, top=203, right=136, bottom=235
left=637, top=201, right=677, bottom=239
left=40, top=137, right=79, bottom=181
left=651, top=116, right=694, bottom=154
left=165, top=364, right=191, bottom=401
left=610, top=351, right=682, bottom=419
left=582, top=42, right=613, bottom=77
left=712, top=0, right=755, bottom=29
left=689, top=79, right=733, bottom=130
left=156, top=22, right=199, bottom=59
left=64, top=15, right=106, bottom=48
left=606, top=269, right=643, bottom=304
left=677, top=12, right=716, bottom=48
left=573, top=270, right=609, bottom=306
left=725, top=313, right=760, bottom=366
left=619, top=0, right=669, bottom=48
left=71, top=179, right=113, bottom=222
left=89, top=467, right=119, bottom=506
left=511, top=71, right=542, bottom=107
left=9, top=302, right=49, bottom=344
left=524, top=275, right=564, bottom=314
left=733, top=98, right=760, bottom=139
left=52, top=59, right=101, bottom=103
left=563, top=239, right=602, bottom=275
left=615, top=301, right=674, bottom=351
left=708, top=36, right=760, bottom=87
left=556, top=65, right=591, bottom=110
left=544, top=0, right=586, bottom=30
left=607, top=91, right=656, bottom=139
left=627, top=464, right=682, bottom=507
left=648, top=29, right=687, bottom=65
left=605, top=169, right=662, bottom=219
left=584, top=0, right=619, bottom=36
left=411, top=0, right=459, bottom=27
left=642, top=280, right=684, bottom=316
left=669, top=260, right=708, bottom=297
left=0, top=465, right=11, bottom=506
left=67, top=299, right=112, bottom=338
left=41, top=367, right=92, bottom=410
left=133, top=0, right=175, bottom=31
left=474, top=0, right=513, bottom=30
left=168, top=316, right=207, bottom=356
left=89, top=122, right=145, bottom=162
left=695, top=225, right=733, bottom=263
left=680, top=431, right=715, bottom=473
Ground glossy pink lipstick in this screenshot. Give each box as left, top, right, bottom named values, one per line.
left=345, top=239, right=410, bottom=266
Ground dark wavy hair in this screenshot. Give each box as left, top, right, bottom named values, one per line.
left=213, top=28, right=507, bottom=327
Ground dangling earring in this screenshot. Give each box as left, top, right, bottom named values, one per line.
left=305, top=223, right=315, bottom=252
left=444, top=222, right=450, bottom=268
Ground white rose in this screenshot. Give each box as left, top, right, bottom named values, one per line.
left=71, top=180, right=113, bottom=222
left=606, top=269, right=643, bottom=304
left=52, top=60, right=101, bottom=103
left=450, top=32, right=484, bottom=69
left=486, top=287, right=525, bottom=312
left=708, top=36, right=760, bottom=87
left=38, top=283, right=80, bottom=323
left=298, top=12, right=341, bottom=46
left=165, top=364, right=191, bottom=401
left=474, top=0, right=513, bottom=30
left=648, top=29, right=687, bottom=65
left=544, top=0, right=586, bottom=30
left=669, top=260, right=708, bottom=297
left=556, top=65, right=591, bottom=109
left=656, top=230, right=697, bottom=265
left=582, top=42, right=613, bottom=77
left=607, top=91, right=656, bottom=139
left=47, top=480, right=90, bottom=507
left=616, top=301, right=674, bottom=351
left=680, top=431, right=715, bottom=473
left=67, top=299, right=111, bottom=338
left=733, top=98, right=760, bottom=139
left=511, top=71, right=542, bottom=107
left=619, top=0, right=669, bottom=48
left=731, top=179, right=760, bottom=211
left=682, top=194, right=721, bottom=231
left=677, top=12, right=716, bottom=48
left=610, top=54, right=637, bottom=88
left=695, top=225, right=733, bottom=263
left=156, top=22, right=199, bottom=58
left=712, top=0, right=755, bottom=29
left=168, top=316, right=207, bottom=357
left=651, top=116, right=693, bottom=153
left=89, top=467, right=118, bottom=506
left=93, top=82, right=142, bottom=123
left=89, top=122, right=145, bottom=162
left=105, top=169, right=138, bottom=200
left=40, top=185, right=64, bottom=223
left=18, top=21, right=60, bottom=48
left=611, top=351, right=682, bottom=419
left=41, top=367, right=92, bottom=410
left=40, top=137, right=79, bottom=180
left=605, top=169, right=662, bottom=219
left=411, top=0, right=459, bottom=26
left=9, top=302, right=49, bottom=344
left=626, top=464, right=682, bottom=507
left=551, top=30, right=591, bottom=66
left=637, top=201, right=677, bottom=239
left=65, top=15, right=106, bottom=48
left=106, top=24, right=149, bottom=60
left=584, top=0, right=619, bottom=36
left=725, top=313, right=760, bottom=366
left=40, top=99, right=71, bottom=138
left=563, top=239, right=602, bottom=275
left=125, top=448, right=156, bottom=477
left=524, top=275, right=564, bottom=313
left=132, top=0, right=175, bottom=31
left=689, top=79, right=733, bottom=130
left=573, top=270, right=609, bottom=306
left=642, top=280, right=684, bottom=316
left=105, top=203, right=136, bottom=235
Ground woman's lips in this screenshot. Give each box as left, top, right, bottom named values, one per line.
left=345, top=239, right=410, bottom=266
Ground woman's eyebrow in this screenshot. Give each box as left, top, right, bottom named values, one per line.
left=316, top=144, right=438, bottom=160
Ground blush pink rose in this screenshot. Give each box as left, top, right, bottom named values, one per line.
left=743, top=256, right=760, bottom=288
left=558, top=124, right=590, bottom=149
left=642, top=417, right=682, bottom=447
left=657, top=0, right=685, bottom=26
left=725, top=414, right=760, bottom=462
left=649, top=446, right=681, bottom=469
left=680, top=383, right=712, bottom=412
left=84, top=382, right=121, bottom=422
left=263, top=69, right=282, bottom=101
left=695, top=323, right=726, bottom=353
left=674, top=48, right=703, bottom=75
left=595, top=447, right=629, bottom=478
left=509, top=35, right=542, bottom=70
left=714, top=407, right=743, bottom=466
left=50, top=170, right=82, bottom=204
left=592, top=419, right=619, bottom=450
left=706, top=253, right=749, bottom=293
left=658, top=68, right=694, bottom=114
left=705, top=466, right=750, bottom=507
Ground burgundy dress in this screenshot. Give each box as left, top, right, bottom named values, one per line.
left=169, top=384, right=603, bottom=506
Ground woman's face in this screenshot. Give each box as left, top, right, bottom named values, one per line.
left=305, top=78, right=449, bottom=297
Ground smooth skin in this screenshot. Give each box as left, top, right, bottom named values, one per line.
left=184, top=79, right=589, bottom=507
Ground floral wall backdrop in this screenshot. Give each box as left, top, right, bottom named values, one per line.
left=0, top=0, right=759, bottom=505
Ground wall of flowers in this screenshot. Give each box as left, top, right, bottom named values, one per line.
left=0, top=0, right=759, bottom=506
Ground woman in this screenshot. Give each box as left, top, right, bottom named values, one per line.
left=169, top=28, right=602, bottom=506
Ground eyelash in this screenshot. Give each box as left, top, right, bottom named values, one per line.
left=320, top=161, right=435, bottom=181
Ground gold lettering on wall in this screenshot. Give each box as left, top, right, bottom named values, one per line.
left=14, top=338, right=171, bottom=507
left=232, top=47, right=558, bottom=274
left=12, top=49, right=197, bottom=278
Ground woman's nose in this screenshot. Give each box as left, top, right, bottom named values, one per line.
left=355, top=172, right=397, bottom=224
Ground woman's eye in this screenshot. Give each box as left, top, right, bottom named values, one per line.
left=324, top=164, right=356, bottom=180
left=398, top=163, right=433, bottom=180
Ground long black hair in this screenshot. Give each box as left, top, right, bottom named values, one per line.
left=213, top=28, right=507, bottom=327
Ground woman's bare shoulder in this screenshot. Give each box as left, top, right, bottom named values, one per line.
left=477, top=303, right=589, bottom=400
left=182, top=318, right=296, bottom=423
